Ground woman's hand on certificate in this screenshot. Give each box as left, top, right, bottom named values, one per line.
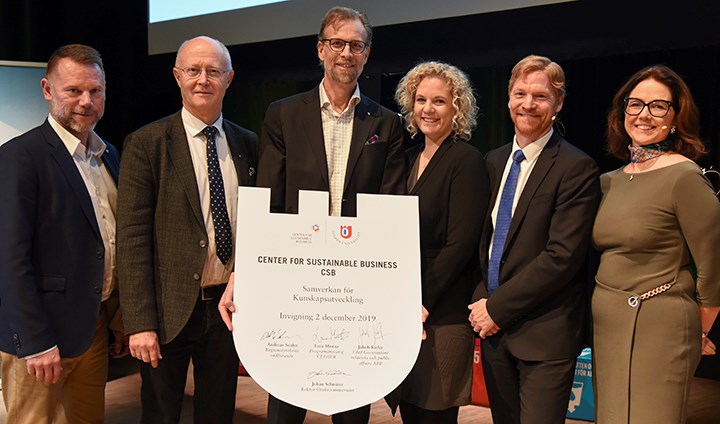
left=421, top=305, right=429, bottom=340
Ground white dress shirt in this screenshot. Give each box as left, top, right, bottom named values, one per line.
left=181, top=108, right=238, bottom=287
left=488, top=128, right=554, bottom=259
left=49, top=114, right=117, bottom=302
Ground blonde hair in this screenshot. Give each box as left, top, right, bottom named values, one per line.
left=395, top=61, right=477, bottom=140
left=508, top=54, right=565, bottom=97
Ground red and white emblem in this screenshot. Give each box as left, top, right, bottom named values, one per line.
left=340, top=225, right=353, bottom=239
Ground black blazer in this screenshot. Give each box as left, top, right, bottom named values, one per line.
left=0, top=120, right=120, bottom=358
left=257, top=86, right=406, bottom=215
left=473, top=132, right=600, bottom=360
left=407, top=137, right=489, bottom=324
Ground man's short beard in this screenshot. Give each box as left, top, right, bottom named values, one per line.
left=51, top=102, right=102, bottom=136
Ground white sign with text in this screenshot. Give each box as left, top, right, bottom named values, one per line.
left=233, top=188, right=421, bottom=415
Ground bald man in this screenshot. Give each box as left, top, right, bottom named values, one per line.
left=117, top=36, right=258, bottom=423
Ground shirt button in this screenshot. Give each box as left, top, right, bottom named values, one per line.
left=199, top=240, right=207, bottom=248
left=193, top=273, right=201, bottom=281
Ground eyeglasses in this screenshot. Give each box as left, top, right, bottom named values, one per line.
left=174, top=66, right=230, bottom=80
left=624, top=97, right=674, bottom=117
left=319, top=38, right=369, bottom=54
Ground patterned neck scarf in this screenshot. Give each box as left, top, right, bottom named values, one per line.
left=628, top=139, right=674, bottom=163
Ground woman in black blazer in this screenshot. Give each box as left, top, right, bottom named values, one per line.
left=392, top=61, right=489, bottom=423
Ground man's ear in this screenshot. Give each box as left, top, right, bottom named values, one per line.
left=172, top=67, right=182, bottom=88
left=226, top=69, right=235, bottom=88
left=41, top=78, right=52, bottom=101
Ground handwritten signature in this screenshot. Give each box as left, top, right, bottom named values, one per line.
left=306, top=369, right=351, bottom=380
left=312, top=326, right=350, bottom=343
left=259, top=329, right=296, bottom=341
left=358, top=322, right=386, bottom=345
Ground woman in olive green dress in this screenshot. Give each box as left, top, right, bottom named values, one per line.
left=592, top=65, right=720, bottom=423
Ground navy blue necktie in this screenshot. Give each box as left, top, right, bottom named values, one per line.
left=487, top=149, right=525, bottom=295
left=203, top=126, right=233, bottom=265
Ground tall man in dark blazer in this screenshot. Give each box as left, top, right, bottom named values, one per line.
left=468, top=55, right=600, bottom=424
left=117, top=36, right=258, bottom=423
left=219, top=6, right=404, bottom=424
left=0, top=44, right=124, bottom=423
left=259, top=7, right=405, bottom=219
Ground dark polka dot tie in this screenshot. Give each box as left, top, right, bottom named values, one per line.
left=202, top=125, right=232, bottom=265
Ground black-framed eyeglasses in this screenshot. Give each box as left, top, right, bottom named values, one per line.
left=174, top=66, right=230, bottom=80
left=624, top=97, right=674, bottom=117
left=319, top=38, right=369, bottom=54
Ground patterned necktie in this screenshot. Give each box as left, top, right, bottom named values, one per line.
left=487, top=149, right=525, bottom=295
left=202, top=126, right=232, bottom=265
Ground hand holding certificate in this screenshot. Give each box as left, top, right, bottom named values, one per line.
left=231, top=188, right=422, bottom=416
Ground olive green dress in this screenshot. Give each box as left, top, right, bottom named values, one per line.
left=592, top=161, right=720, bottom=424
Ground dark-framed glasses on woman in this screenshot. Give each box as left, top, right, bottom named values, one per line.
left=624, top=97, right=673, bottom=117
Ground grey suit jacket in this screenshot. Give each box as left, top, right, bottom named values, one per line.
left=117, top=111, right=258, bottom=343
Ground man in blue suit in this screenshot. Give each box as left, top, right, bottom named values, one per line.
left=0, top=44, right=124, bottom=424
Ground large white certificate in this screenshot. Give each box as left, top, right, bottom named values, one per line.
left=233, top=188, right=422, bottom=415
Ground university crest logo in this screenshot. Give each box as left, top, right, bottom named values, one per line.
left=340, top=225, right=352, bottom=239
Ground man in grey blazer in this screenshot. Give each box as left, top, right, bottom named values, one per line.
left=117, top=36, right=258, bottom=423
left=468, top=55, right=600, bottom=424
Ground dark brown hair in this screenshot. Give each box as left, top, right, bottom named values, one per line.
left=46, top=44, right=104, bottom=78
left=607, top=65, right=704, bottom=161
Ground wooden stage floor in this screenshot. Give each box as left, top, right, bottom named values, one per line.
left=2, top=364, right=718, bottom=423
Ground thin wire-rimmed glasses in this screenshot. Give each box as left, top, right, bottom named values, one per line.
left=319, top=38, right=368, bottom=54
left=624, top=97, right=674, bottom=117
left=174, top=66, right=230, bottom=80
